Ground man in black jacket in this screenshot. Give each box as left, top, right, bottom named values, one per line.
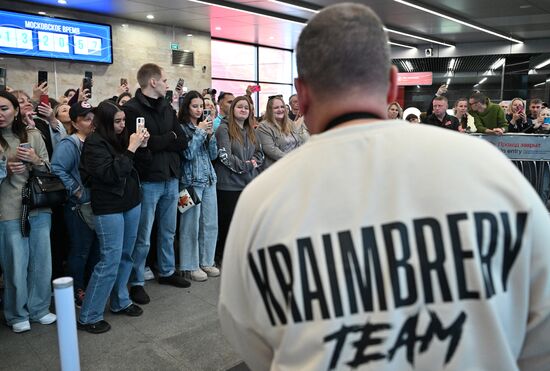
left=123, top=63, right=190, bottom=304
left=423, top=96, right=460, bottom=131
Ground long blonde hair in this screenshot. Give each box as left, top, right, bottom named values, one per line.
left=227, top=96, right=257, bottom=145
left=264, top=96, right=292, bottom=134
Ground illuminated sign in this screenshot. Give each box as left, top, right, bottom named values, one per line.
left=0, top=9, right=112, bottom=64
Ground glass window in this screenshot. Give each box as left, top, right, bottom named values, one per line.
left=211, top=79, right=252, bottom=100
left=211, top=40, right=256, bottom=81
left=258, top=47, right=292, bottom=84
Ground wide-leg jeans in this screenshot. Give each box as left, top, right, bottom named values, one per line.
left=0, top=213, right=52, bottom=326
left=130, top=179, right=178, bottom=286
left=178, top=183, right=218, bottom=271
left=79, top=205, right=140, bottom=324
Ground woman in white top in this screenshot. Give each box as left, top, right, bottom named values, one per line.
left=454, top=98, right=477, bottom=133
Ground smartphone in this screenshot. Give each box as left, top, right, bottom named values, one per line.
left=165, top=90, right=173, bottom=103
left=38, top=70, right=48, bottom=86
left=250, top=85, right=261, bottom=93
left=39, top=94, right=49, bottom=106
left=0, top=68, right=7, bottom=91
left=203, top=109, right=211, bottom=120
left=19, top=142, right=31, bottom=162
left=136, top=117, right=145, bottom=133
left=83, top=71, right=93, bottom=97
left=0, top=68, right=6, bottom=91
left=175, top=78, right=184, bottom=92
left=120, top=77, right=128, bottom=86
left=544, top=117, right=550, bottom=124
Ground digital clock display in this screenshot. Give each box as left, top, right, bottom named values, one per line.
left=0, top=9, right=112, bottom=63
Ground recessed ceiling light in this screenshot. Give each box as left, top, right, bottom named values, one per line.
left=121, top=23, right=128, bottom=28
left=187, top=34, right=193, bottom=37
left=535, top=58, right=550, bottom=69
left=38, top=11, right=47, bottom=15
left=394, top=0, right=522, bottom=43
left=57, top=0, right=67, bottom=4
left=146, top=14, right=155, bottom=20
left=215, top=26, right=222, bottom=31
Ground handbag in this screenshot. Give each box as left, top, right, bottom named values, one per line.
left=23, top=168, right=68, bottom=210
left=21, top=168, right=67, bottom=236
left=178, top=186, right=201, bottom=214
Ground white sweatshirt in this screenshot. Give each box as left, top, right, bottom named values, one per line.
left=219, top=120, right=550, bottom=371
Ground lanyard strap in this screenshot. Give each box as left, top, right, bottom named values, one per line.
left=323, top=112, right=383, bottom=132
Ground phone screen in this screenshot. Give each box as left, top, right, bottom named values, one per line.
left=176, top=78, right=184, bottom=91
left=83, top=71, right=93, bottom=97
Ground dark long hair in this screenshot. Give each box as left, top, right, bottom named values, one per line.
left=0, top=91, right=27, bottom=149
left=93, top=100, right=128, bottom=153
left=177, top=90, right=204, bottom=124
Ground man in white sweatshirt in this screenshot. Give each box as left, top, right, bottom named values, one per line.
left=218, top=3, right=550, bottom=370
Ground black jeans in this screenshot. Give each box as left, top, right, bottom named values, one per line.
left=215, top=190, right=241, bottom=265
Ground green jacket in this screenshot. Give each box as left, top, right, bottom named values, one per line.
left=469, top=99, right=508, bottom=133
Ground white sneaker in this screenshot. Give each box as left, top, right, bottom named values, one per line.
left=201, top=266, right=220, bottom=277
left=12, top=320, right=31, bottom=333
left=144, top=267, right=155, bottom=281
left=187, top=269, right=208, bottom=282
left=37, top=313, right=57, bottom=325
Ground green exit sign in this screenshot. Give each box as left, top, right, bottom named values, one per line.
left=170, top=42, right=179, bottom=50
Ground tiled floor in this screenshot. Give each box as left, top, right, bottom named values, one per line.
left=0, top=277, right=248, bottom=371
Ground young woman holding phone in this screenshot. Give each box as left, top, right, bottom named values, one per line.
left=78, top=101, right=150, bottom=334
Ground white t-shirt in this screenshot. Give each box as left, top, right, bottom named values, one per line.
left=219, top=120, right=550, bottom=371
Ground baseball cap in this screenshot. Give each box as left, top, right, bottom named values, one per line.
left=69, top=101, right=95, bottom=122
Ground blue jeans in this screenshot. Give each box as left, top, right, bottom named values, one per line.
left=0, top=213, right=52, bottom=326
left=130, top=179, right=178, bottom=286
left=64, top=201, right=99, bottom=291
left=79, top=205, right=141, bottom=324
left=178, top=184, right=218, bottom=271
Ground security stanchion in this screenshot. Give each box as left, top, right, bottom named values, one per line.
left=53, top=277, right=81, bottom=371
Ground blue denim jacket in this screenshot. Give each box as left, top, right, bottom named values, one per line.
left=0, top=154, right=6, bottom=184
left=180, top=122, right=218, bottom=187
left=51, top=134, right=91, bottom=204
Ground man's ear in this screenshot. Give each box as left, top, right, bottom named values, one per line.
left=294, top=77, right=310, bottom=116
left=150, top=78, right=157, bottom=89
left=386, top=65, right=398, bottom=104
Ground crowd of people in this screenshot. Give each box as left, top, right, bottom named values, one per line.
left=0, top=63, right=310, bottom=334
left=399, top=84, right=549, bottom=134
left=0, top=53, right=548, bottom=339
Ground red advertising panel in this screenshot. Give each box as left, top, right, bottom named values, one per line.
left=397, top=72, right=433, bottom=86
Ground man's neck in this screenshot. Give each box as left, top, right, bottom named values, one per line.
left=435, top=113, right=446, bottom=121
left=141, top=87, right=160, bottom=99
left=291, top=108, right=299, bottom=115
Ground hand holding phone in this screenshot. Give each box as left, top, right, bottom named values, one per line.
left=175, top=78, right=184, bottom=92
left=83, top=71, right=93, bottom=98
left=136, top=117, right=145, bottom=133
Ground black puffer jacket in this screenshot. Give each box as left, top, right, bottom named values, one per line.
left=123, top=89, right=187, bottom=182
left=80, top=133, right=150, bottom=215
